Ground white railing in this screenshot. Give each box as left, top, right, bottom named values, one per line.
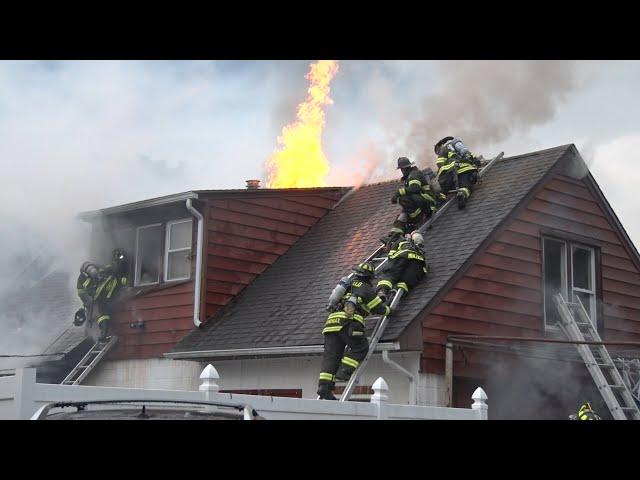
left=0, top=366, right=488, bottom=420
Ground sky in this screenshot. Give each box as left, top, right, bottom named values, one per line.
left=0, top=60, right=639, bottom=357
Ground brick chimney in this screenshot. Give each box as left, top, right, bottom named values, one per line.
left=245, top=179, right=261, bottom=189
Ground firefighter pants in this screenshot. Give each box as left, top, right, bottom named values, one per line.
left=318, top=321, right=369, bottom=393
left=376, top=260, right=426, bottom=295
left=438, top=170, right=478, bottom=201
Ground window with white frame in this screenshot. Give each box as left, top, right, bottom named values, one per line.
left=135, top=224, right=162, bottom=286
left=543, top=237, right=598, bottom=329
left=164, top=219, right=193, bottom=281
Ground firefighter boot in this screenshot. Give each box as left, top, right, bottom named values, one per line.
left=457, top=191, right=467, bottom=210
left=376, top=285, right=391, bottom=304
left=317, top=383, right=337, bottom=400
left=98, top=321, right=110, bottom=341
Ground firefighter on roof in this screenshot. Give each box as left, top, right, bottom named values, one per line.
left=74, top=248, right=129, bottom=341
left=376, top=231, right=428, bottom=303
left=317, top=262, right=391, bottom=400
left=434, top=136, right=482, bottom=210
left=382, top=157, right=439, bottom=245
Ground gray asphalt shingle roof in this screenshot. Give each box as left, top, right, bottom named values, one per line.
left=172, top=145, right=572, bottom=354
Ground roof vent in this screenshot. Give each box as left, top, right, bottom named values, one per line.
left=246, top=179, right=261, bottom=189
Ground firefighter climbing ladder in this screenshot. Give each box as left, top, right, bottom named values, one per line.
left=61, top=336, right=118, bottom=386
left=338, top=152, right=504, bottom=402
left=554, top=293, right=640, bottom=420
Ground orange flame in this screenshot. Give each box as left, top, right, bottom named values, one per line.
left=265, top=60, right=339, bottom=188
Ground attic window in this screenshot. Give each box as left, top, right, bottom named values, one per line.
left=543, top=237, right=598, bottom=330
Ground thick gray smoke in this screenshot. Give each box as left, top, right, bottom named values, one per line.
left=0, top=60, right=300, bottom=366
left=407, top=61, right=584, bottom=167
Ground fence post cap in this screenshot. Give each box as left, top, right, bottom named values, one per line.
left=471, top=387, right=488, bottom=408
left=371, top=377, right=389, bottom=404
left=200, top=364, right=219, bottom=380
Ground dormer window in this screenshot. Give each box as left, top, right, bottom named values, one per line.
left=134, top=219, right=193, bottom=287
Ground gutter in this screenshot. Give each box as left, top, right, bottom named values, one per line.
left=78, top=191, right=200, bottom=220
left=186, top=198, right=204, bottom=328
left=382, top=350, right=417, bottom=405
left=164, top=342, right=400, bottom=360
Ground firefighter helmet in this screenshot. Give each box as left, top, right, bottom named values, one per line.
left=434, top=136, right=455, bottom=155
left=396, top=157, right=415, bottom=169
left=410, top=231, right=425, bottom=251
left=352, top=262, right=375, bottom=278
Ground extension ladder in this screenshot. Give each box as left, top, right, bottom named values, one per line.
left=554, top=294, right=640, bottom=420
left=61, top=336, right=118, bottom=386
left=338, top=152, right=504, bottom=402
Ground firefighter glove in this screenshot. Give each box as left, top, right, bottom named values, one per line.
left=344, top=300, right=356, bottom=319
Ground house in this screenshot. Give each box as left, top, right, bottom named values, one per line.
left=54, top=144, right=640, bottom=419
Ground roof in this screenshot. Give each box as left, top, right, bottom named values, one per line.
left=78, top=187, right=349, bottom=220
left=0, top=265, right=85, bottom=370
left=170, top=145, right=575, bottom=356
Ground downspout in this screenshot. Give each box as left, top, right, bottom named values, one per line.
left=186, top=198, right=203, bottom=328
left=382, top=350, right=416, bottom=405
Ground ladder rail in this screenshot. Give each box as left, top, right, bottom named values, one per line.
left=338, top=152, right=504, bottom=402
left=61, top=336, right=118, bottom=386
left=555, top=294, right=640, bottom=420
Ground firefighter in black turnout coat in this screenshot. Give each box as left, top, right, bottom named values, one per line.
left=376, top=231, right=428, bottom=302
left=317, top=262, right=391, bottom=400
left=388, top=157, right=438, bottom=240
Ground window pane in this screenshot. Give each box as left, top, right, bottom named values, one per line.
left=167, top=250, right=190, bottom=280
left=137, top=226, right=161, bottom=285
left=169, top=221, right=192, bottom=250
left=572, top=247, right=592, bottom=291
left=544, top=239, right=566, bottom=326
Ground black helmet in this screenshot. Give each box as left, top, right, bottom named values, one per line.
left=434, top=136, right=454, bottom=155
left=112, top=248, right=126, bottom=262
left=352, top=261, right=375, bottom=278
left=396, top=157, right=414, bottom=169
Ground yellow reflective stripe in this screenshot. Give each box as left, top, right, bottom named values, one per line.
left=399, top=187, right=406, bottom=195
left=459, top=187, right=470, bottom=198
left=436, top=157, right=446, bottom=165
left=366, top=296, right=382, bottom=310
left=383, top=305, right=391, bottom=316
left=457, top=164, right=477, bottom=174
left=408, top=179, right=422, bottom=187
left=96, top=314, right=110, bottom=324
left=105, top=278, right=118, bottom=299
left=120, top=277, right=127, bottom=286
left=322, top=326, right=344, bottom=334
left=319, top=372, right=335, bottom=381
left=328, top=312, right=347, bottom=320
left=438, top=162, right=456, bottom=174
left=448, top=151, right=456, bottom=158
left=407, top=252, right=424, bottom=261
left=391, top=227, right=404, bottom=234
left=409, top=208, right=422, bottom=219
left=352, top=315, right=365, bottom=324
left=341, top=357, right=359, bottom=368
left=397, top=282, right=409, bottom=292
left=420, top=193, right=434, bottom=202
left=377, top=280, right=393, bottom=289
left=82, top=278, right=91, bottom=288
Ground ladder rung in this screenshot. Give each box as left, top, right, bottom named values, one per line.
left=620, top=407, right=638, bottom=411
left=594, top=363, right=615, bottom=368
left=607, top=384, right=626, bottom=390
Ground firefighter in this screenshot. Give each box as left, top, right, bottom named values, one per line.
left=434, top=136, right=483, bottom=210
left=383, top=157, right=439, bottom=245
left=376, top=231, right=428, bottom=303
left=576, top=402, right=602, bottom=420
left=317, top=262, right=391, bottom=400
left=74, top=248, right=129, bottom=340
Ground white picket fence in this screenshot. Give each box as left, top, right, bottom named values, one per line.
left=0, top=365, right=488, bottom=420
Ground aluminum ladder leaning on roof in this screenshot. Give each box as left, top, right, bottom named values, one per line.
left=338, top=152, right=504, bottom=402
left=61, top=336, right=118, bottom=386
left=554, top=293, right=640, bottom=420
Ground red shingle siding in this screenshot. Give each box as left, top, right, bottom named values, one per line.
left=421, top=173, right=640, bottom=376
left=202, top=192, right=343, bottom=320
left=112, top=281, right=195, bottom=359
